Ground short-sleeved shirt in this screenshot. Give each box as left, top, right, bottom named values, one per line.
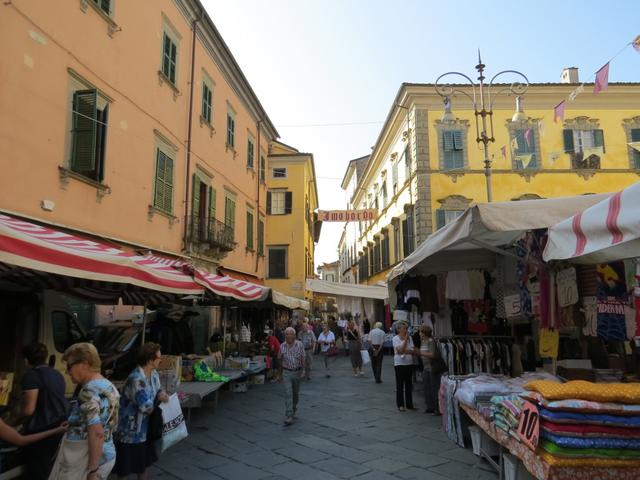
left=298, top=330, right=317, bottom=350
left=392, top=335, right=415, bottom=366
left=317, top=331, right=335, bottom=352
left=421, top=338, right=435, bottom=370
left=368, top=328, right=386, bottom=346
left=21, top=365, right=68, bottom=433
left=117, top=367, right=162, bottom=444
left=278, top=340, right=305, bottom=370
left=67, top=377, right=120, bottom=465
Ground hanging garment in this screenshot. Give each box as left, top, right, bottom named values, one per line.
left=557, top=267, right=579, bottom=307
left=418, top=275, right=439, bottom=312
left=596, top=262, right=628, bottom=341
left=468, top=270, right=486, bottom=300
left=445, top=271, right=472, bottom=300
left=582, top=296, right=598, bottom=337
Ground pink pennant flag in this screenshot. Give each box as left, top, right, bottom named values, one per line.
left=500, top=146, right=507, bottom=159
left=524, top=128, right=532, bottom=147
left=593, top=63, right=609, bottom=94
left=633, top=35, right=640, bottom=53
left=553, top=100, right=566, bottom=123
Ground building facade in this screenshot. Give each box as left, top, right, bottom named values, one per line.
left=264, top=141, right=320, bottom=300
left=339, top=77, right=640, bottom=285
left=0, top=0, right=277, bottom=279
left=317, top=261, right=340, bottom=283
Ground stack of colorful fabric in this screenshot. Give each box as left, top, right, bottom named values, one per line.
left=489, top=395, right=524, bottom=441
left=524, top=380, right=640, bottom=468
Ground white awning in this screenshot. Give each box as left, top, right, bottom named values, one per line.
left=306, top=279, right=388, bottom=300
left=544, top=181, right=640, bottom=264
left=388, top=193, right=612, bottom=282
left=271, top=290, right=310, bottom=310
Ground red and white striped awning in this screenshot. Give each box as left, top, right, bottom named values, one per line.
left=0, top=213, right=203, bottom=301
left=543, top=182, right=640, bottom=264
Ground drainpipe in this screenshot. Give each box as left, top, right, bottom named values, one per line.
left=183, top=10, right=202, bottom=251
left=255, top=120, right=263, bottom=273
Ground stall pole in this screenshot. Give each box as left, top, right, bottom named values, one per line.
left=141, top=302, right=148, bottom=345
left=222, top=307, right=227, bottom=359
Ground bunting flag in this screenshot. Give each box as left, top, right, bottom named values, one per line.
left=500, top=145, right=507, bottom=159
left=628, top=141, right=640, bottom=152
left=553, top=100, right=566, bottom=123
left=569, top=84, right=585, bottom=102
left=517, top=154, right=534, bottom=169
left=583, top=146, right=604, bottom=157
left=633, top=35, right=640, bottom=53
left=510, top=137, right=519, bottom=152
left=524, top=128, right=532, bottom=147
left=593, top=63, right=610, bottom=94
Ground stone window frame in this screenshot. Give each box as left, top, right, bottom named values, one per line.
left=511, top=193, right=544, bottom=201
left=563, top=116, right=603, bottom=170
left=622, top=116, right=640, bottom=169
left=435, top=195, right=472, bottom=229
left=505, top=118, right=543, bottom=171
left=434, top=119, right=470, bottom=171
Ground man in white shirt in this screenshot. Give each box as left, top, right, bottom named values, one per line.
left=368, top=322, right=386, bottom=383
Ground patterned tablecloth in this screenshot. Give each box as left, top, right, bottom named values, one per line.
left=461, top=404, right=639, bottom=480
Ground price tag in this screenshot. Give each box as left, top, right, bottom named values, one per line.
left=517, top=400, right=540, bottom=450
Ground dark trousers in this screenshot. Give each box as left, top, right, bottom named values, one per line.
left=423, top=368, right=441, bottom=412
left=24, top=433, right=64, bottom=480
left=394, top=365, right=414, bottom=408
left=369, top=347, right=384, bottom=382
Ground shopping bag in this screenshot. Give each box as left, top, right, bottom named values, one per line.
left=360, top=349, right=371, bottom=365
left=158, top=393, right=188, bottom=452
left=326, top=346, right=339, bottom=357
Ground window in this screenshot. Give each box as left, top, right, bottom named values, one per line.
left=267, top=191, right=292, bottom=215
left=257, top=216, right=264, bottom=256
left=392, top=220, right=401, bottom=263
left=511, top=128, right=538, bottom=169
left=436, top=209, right=464, bottom=229
left=442, top=130, right=464, bottom=169
left=381, top=181, right=388, bottom=209
left=191, top=173, right=215, bottom=240
left=154, top=148, right=174, bottom=213
left=403, top=145, right=412, bottom=180
left=381, top=233, right=390, bottom=269
left=247, top=138, right=254, bottom=169
left=161, top=31, right=177, bottom=85
left=92, top=0, right=111, bottom=15
left=563, top=128, right=604, bottom=169
left=402, top=208, right=415, bottom=257
left=70, top=89, right=108, bottom=182
left=630, top=129, right=640, bottom=169
left=268, top=246, right=288, bottom=278
left=391, top=161, right=399, bottom=195
left=272, top=167, right=287, bottom=178
left=259, top=156, right=266, bottom=183
left=201, top=82, right=212, bottom=124
left=246, top=208, right=254, bottom=250
left=226, top=113, right=235, bottom=148
left=224, top=195, right=236, bottom=239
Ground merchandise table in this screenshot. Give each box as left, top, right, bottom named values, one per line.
left=461, top=404, right=638, bottom=480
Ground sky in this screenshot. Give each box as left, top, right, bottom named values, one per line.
left=202, top=0, right=640, bottom=271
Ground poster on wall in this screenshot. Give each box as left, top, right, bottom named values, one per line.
left=596, top=262, right=628, bottom=341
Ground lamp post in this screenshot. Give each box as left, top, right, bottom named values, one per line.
left=434, top=51, right=529, bottom=202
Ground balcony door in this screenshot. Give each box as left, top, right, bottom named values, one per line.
left=192, top=174, right=214, bottom=241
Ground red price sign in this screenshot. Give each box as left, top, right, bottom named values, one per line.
left=517, top=400, right=540, bottom=450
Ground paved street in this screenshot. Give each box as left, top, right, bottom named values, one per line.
left=151, top=356, right=498, bottom=480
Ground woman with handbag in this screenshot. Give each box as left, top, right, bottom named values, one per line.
left=346, top=320, right=363, bottom=377
left=416, top=326, right=445, bottom=415
left=317, top=322, right=336, bottom=378
left=114, top=342, right=169, bottom=479
left=51, top=343, right=119, bottom=480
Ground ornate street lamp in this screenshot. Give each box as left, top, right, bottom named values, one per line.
left=434, top=51, right=529, bottom=202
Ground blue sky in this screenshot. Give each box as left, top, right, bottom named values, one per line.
left=202, top=0, right=640, bottom=269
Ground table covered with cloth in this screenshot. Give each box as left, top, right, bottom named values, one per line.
left=461, top=404, right=640, bottom=480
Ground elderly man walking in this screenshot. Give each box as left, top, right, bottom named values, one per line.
left=368, top=322, right=386, bottom=383
left=279, top=327, right=306, bottom=425
left=297, top=319, right=316, bottom=381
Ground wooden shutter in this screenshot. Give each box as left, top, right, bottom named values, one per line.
left=257, top=219, right=264, bottom=256
left=266, top=191, right=272, bottom=214
left=208, top=186, right=216, bottom=220
left=436, top=209, right=446, bottom=229
left=164, top=156, right=173, bottom=212
left=95, top=104, right=108, bottom=181
left=442, top=131, right=454, bottom=151
left=594, top=129, right=605, bottom=153
left=563, top=129, right=574, bottom=153
left=71, top=89, right=98, bottom=172
left=452, top=130, right=463, bottom=150
left=154, top=150, right=166, bottom=210
left=192, top=174, right=201, bottom=218
left=284, top=191, right=292, bottom=214
left=632, top=129, right=640, bottom=168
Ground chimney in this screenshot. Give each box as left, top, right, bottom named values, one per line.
left=560, top=67, right=579, bottom=84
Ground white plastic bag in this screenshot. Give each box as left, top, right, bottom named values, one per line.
left=158, top=393, right=188, bottom=452
left=360, top=349, right=371, bottom=365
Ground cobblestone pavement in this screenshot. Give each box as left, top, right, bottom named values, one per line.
left=151, top=355, right=498, bottom=480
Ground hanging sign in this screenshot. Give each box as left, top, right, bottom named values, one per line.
left=518, top=400, right=540, bottom=450
left=557, top=267, right=578, bottom=307
left=318, top=209, right=377, bottom=222
left=504, top=294, right=522, bottom=318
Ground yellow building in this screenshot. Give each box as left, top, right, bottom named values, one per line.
left=265, top=141, right=320, bottom=300
left=339, top=75, right=640, bottom=285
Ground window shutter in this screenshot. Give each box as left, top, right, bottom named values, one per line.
left=192, top=174, right=201, bottom=218
left=594, top=129, right=605, bottom=152
left=164, top=157, right=173, bottom=212
left=96, top=104, right=108, bottom=182
left=632, top=129, right=640, bottom=142
left=208, top=186, right=216, bottom=220
left=563, top=129, right=574, bottom=153
left=71, top=89, right=98, bottom=172
left=154, top=150, right=165, bottom=210
left=442, top=131, right=454, bottom=151
left=436, top=209, right=446, bottom=229
left=453, top=130, right=463, bottom=150
left=284, top=191, right=292, bottom=214
left=266, top=191, right=272, bottom=214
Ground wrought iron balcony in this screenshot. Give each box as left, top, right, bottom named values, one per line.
left=186, top=215, right=236, bottom=253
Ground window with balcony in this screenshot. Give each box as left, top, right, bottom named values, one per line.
left=563, top=117, right=604, bottom=169
left=510, top=127, right=540, bottom=170
left=224, top=195, right=236, bottom=239
left=622, top=117, right=640, bottom=169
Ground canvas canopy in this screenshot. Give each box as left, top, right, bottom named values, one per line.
left=543, top=181, right=640, bottom=264
left=306, top=278, right=388, bottom=300
left=388, top=193, right=612, bottom=283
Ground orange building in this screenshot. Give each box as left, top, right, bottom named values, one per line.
left=0, top=0, right=278, bottom=281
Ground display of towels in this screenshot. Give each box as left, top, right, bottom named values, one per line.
left=489, top=395, right=524, bottom=441
left=523, top=379, right=640, bottom=467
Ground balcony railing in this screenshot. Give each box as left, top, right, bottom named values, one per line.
left=186, top=215, right=235, bottom=252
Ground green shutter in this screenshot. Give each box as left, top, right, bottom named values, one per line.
left=284, top=191, right=292, bottom=214
left=209, top=186, right=216, bottom=220
left=164, top=156, right=173, bottom=212
left=594, top=129, right=605, bottom=153
left=266, top=191, right=272, bottom=214
left=192, top=174, right=201, bottom=218
left=436, top=210, right=446, bottom=229
left=246, top=211, right=254, bottom=249
left=442, top=131, right=454, bottom=151
left=452, top=130, right=463, bottom=150
left=563, top=129, right=574, bottom=153
left=154, top=150, right=165, bottom=210
left=257, top=219, right=264, bottom=256
left=71, top=89, right=98, bottom=172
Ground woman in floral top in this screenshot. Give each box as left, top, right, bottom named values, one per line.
left=53, top=343, right=119, bottom=480
left=114, top=342, right=169, bottom=478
